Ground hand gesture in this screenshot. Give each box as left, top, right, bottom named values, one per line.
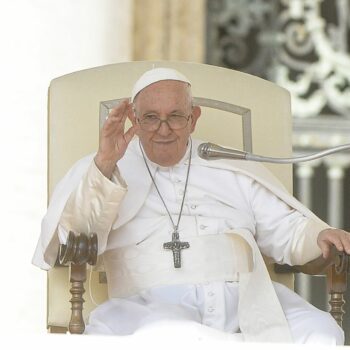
left=94, top=99, right=138, bottom=178
left=317, top=228, right=350, bottom=259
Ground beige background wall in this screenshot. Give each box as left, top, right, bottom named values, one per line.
left=0, top=0, right=132, bottom=334
left=1, top=0, right=207, bottom=335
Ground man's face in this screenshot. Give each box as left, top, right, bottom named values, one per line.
left=133, top=80, right=201, bottom=167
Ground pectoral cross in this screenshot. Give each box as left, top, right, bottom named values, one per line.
left=163, top=230, right=190, bottom=268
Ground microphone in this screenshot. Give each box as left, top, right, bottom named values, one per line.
left=198, top=142, right=248, bottom=160
left=198, top=142, right=350, bottom=164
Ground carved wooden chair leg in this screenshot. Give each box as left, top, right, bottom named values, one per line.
left=327, top=252, right=348, bottom=328
left=274, top=246, right=348, bottom=329
left=69, top=263, right=87, bottom=334
left=59, top=231, right=98, bottom=334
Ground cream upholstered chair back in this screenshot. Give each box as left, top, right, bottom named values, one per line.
left=46, top=61, right=293, bottom=332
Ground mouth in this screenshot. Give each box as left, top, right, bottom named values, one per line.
left=153, top=140, right=177, bottom=144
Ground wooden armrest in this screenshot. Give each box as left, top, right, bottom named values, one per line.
left=274, top=246, right=349, bottom=275
left=59, top=231, right=98, bottom=334
left=275, top=246, right=349, bottom=328
left=278, top=246, right=348, bottom=275
left=59, top=231, right=97, bottom=266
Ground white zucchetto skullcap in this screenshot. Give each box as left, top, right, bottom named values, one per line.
left=131, top=67, right=191, bottom=102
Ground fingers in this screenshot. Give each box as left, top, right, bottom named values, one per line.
left=114, top=125, right=136, bottom=152
left=330, top=230, right=350, bottom=254
left=108, top=99, right=129, bottom=119
left=103, top=100, right=131, bottom=136
left=338, top=230, right=350, bottom=254
left=123, top=125, right=136, bottom=144
left=127, top=102, right=136, bottom=124
left=318, top=229, right=350, bottom=258
left=107, top=100, right=129, bottom=122
left=318, top=240, right=330, bottom=259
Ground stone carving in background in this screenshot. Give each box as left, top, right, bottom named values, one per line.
left=207, top=0, right=350, bottom=120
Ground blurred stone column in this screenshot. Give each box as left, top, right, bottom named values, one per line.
left=133, top=0, right=205, bottom=62
left=324, top=157, right=350, bottom=228
left=294, top=163, right=318, bottom=302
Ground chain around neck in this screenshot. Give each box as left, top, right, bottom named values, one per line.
left=139, top=138, right=193, bottom=232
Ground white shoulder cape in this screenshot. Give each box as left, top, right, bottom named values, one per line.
left=32, top=138, right=327, bottom=270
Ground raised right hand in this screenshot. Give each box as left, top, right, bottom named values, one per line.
left=94, top=99, right=138, bottom=178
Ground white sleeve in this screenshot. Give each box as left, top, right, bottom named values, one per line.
left=249, top=179, right=327, bottom=265
left=58, top=159, right=127, bottom=254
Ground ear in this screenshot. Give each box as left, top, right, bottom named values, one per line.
left=189, top=105, right=201, bottom=133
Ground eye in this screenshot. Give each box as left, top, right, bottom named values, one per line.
left=169, top=114, right=185, bottom=121
left=142, top=114, right=159, bottom=122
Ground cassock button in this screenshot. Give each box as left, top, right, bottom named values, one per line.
left=207, top=307, right=215, bottom=313
left=190, top=204, right=197, bottom=209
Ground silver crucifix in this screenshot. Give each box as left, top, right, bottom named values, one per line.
left=163, top=230, right=190, bottom=268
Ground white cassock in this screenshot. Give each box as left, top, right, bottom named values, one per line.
left=32, top=138, right=344, bottom=345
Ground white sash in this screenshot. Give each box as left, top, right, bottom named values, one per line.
left=103, top=229, right=292, bottom=343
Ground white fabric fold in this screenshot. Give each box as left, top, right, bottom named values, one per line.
left=235, top=229, right=292, bottom=343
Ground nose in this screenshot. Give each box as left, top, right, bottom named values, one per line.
left=157, top=119, right=172, bottom=136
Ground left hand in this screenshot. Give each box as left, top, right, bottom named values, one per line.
left=317, top=228, right=350, bottom=259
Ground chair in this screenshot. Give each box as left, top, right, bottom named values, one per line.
left=44, top=61, right=348, bottom=334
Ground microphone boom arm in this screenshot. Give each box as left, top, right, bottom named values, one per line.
left=198, top=142, right=350, bottom=164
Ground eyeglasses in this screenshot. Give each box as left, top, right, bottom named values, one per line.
left=137, top=113, right=191, bottom=131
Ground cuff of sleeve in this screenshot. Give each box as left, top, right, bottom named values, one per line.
left=290, top=218, right=330, bottom=265
left=57, top=224, right=69, bottom=244
left=60, top=160, right=127, bottom=247
left=92, top=158, right=127, bottom=190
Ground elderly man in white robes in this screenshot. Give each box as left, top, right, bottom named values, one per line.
left=33, top=67, right=349, bottom=344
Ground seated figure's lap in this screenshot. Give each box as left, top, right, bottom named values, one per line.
left=85, top=285, right=203, bottom=335
left=85, top=281, right=344, bottom=345
left=273, top=281, right=344, bottom=345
